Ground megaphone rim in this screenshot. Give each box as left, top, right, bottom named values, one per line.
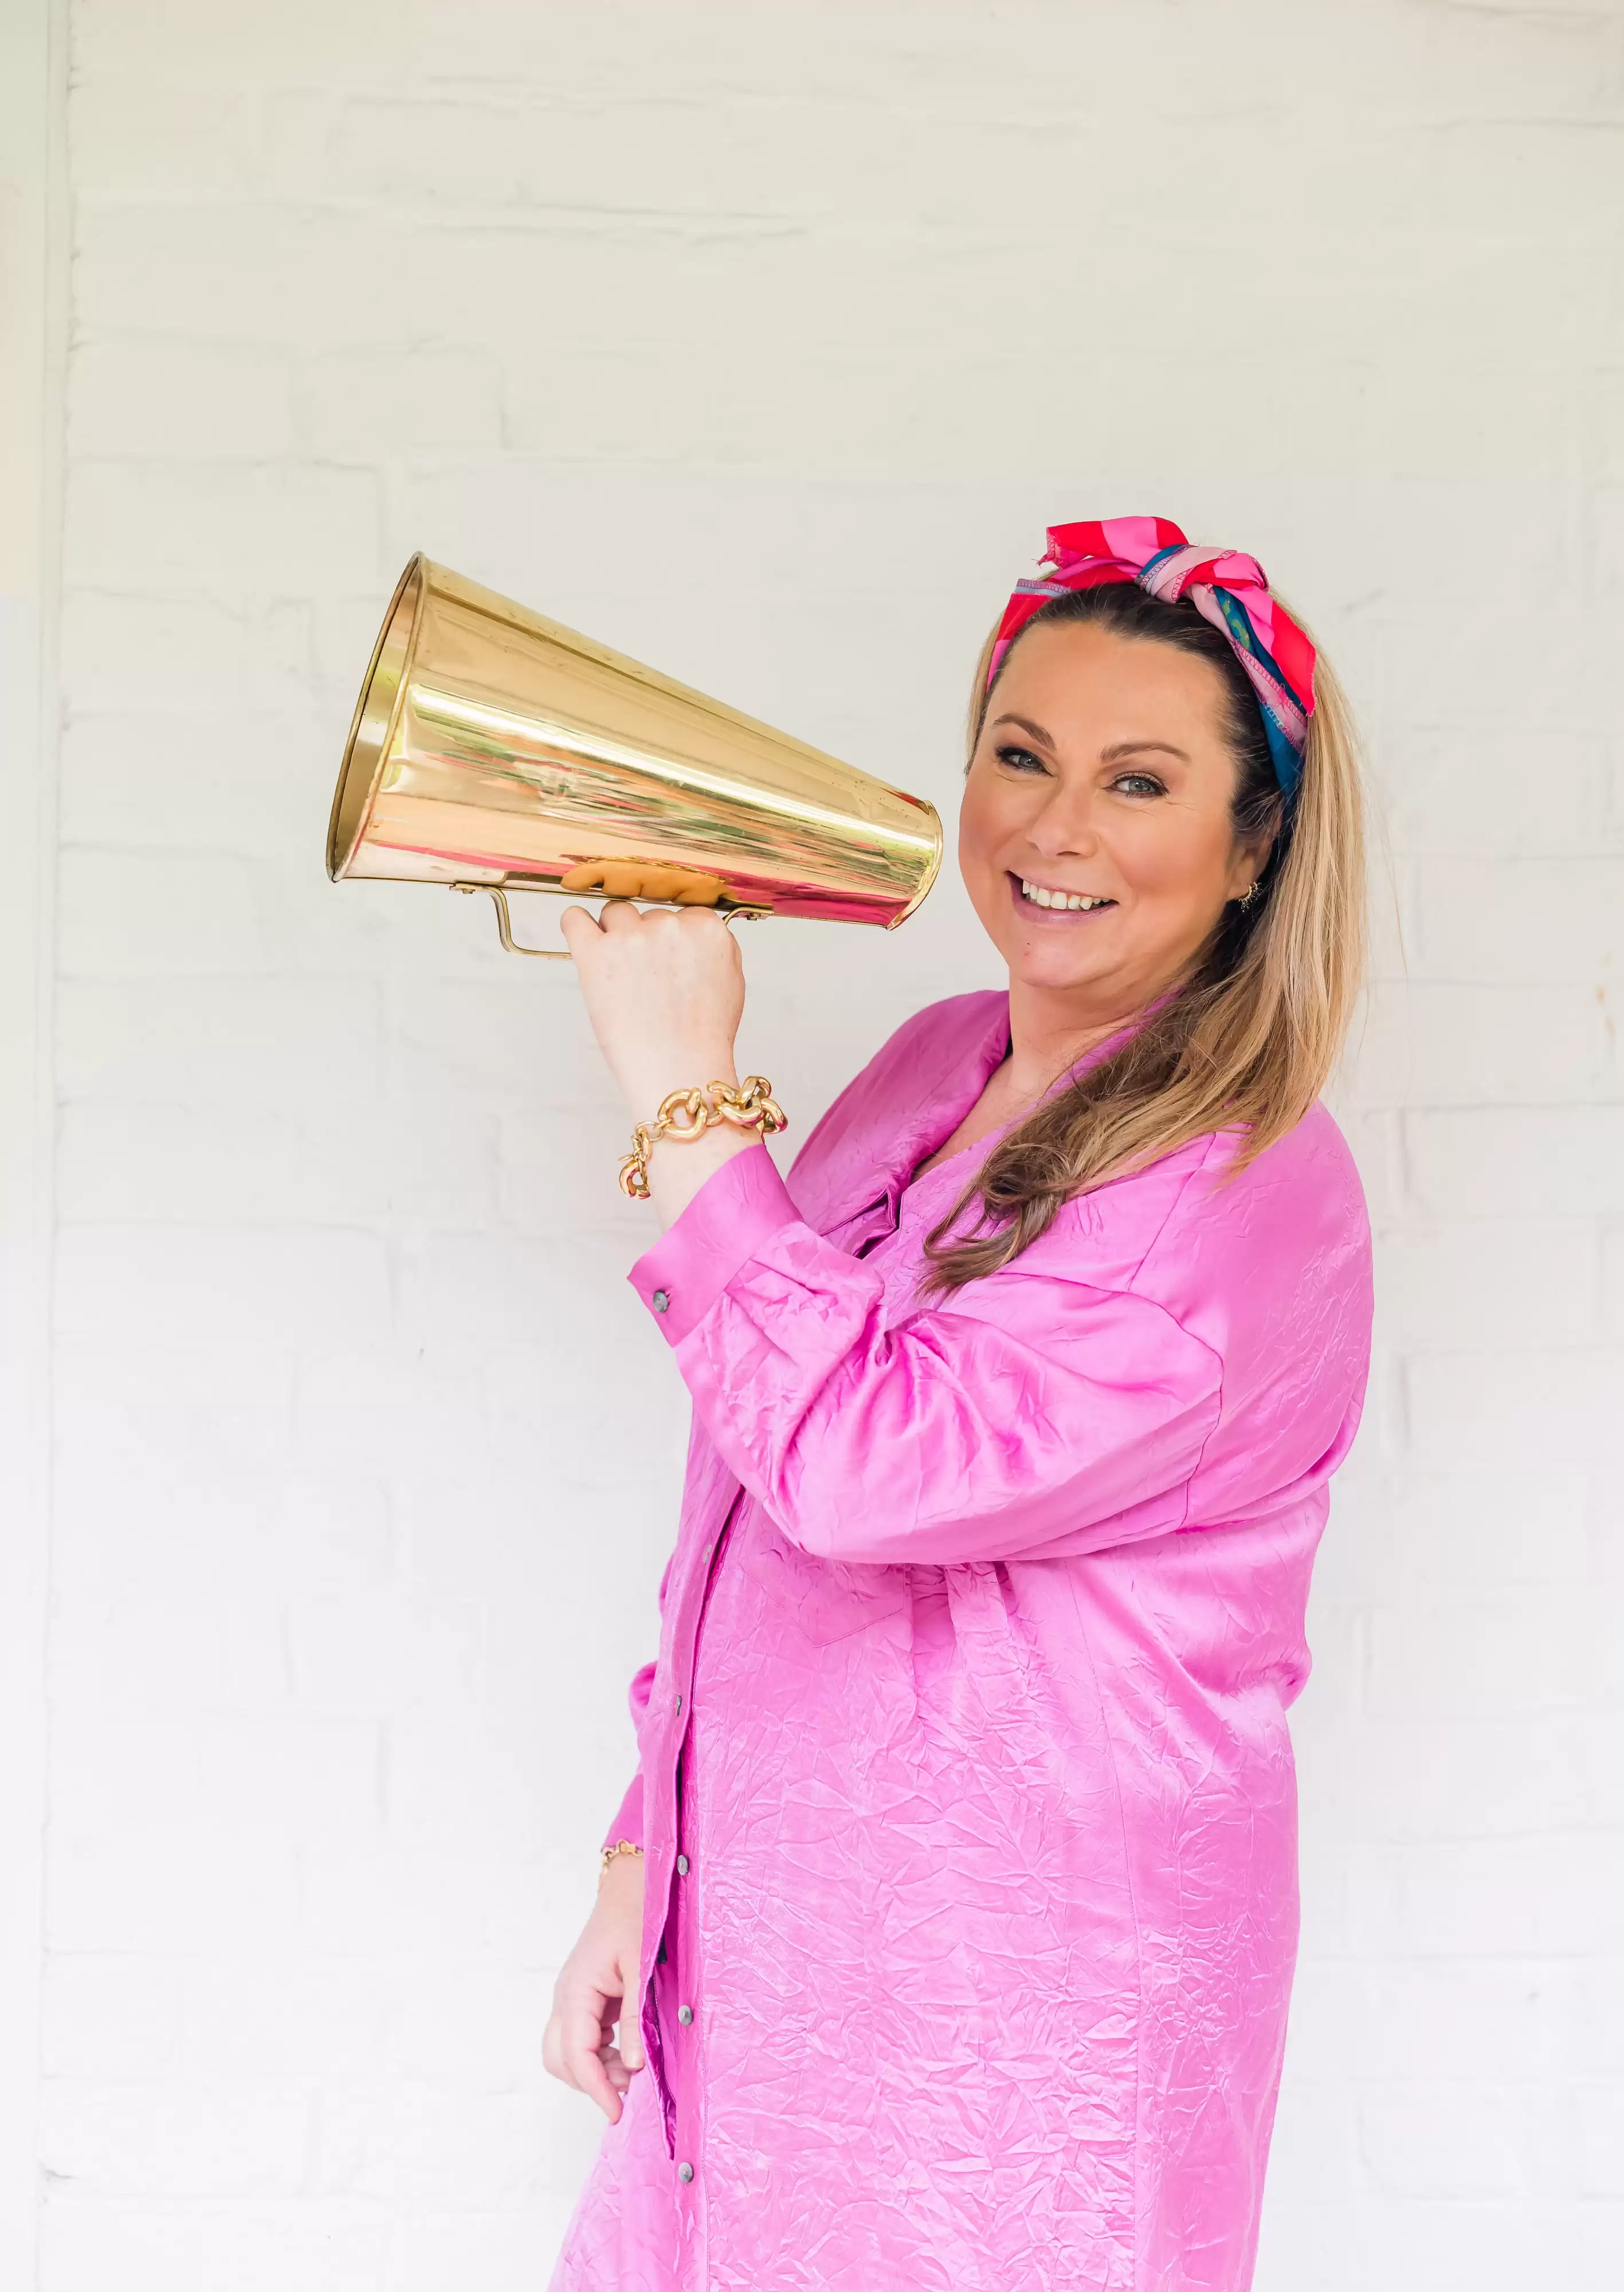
left=327, top=552, right=427, bottom=882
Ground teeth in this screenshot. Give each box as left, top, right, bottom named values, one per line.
left=1020, top=880, right=1110, bottom=912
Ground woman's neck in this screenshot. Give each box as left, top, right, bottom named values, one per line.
left=1002, top=977, right=1150, bottom=1101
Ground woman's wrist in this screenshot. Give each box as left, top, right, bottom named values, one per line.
left=614, top=1046, right=739, bottom=1123
left=598, top=1841, right=644, bottom=1894
left=613, top=1061, right=783, bottom=1232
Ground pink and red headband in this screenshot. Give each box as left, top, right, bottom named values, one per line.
left=988, top=516, right=1317, bottom=797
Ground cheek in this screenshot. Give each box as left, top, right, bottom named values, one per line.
left=956, top=774, right=1006, bottom=879
left=1112, top=808, right=1234, bottom=901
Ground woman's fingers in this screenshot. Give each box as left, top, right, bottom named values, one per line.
left=552, top=1981, right=623, bottom=2121
left=544, top=1860, right=649, bottom=2122
left=544, top=1975, right=645, bottom=2122
left=542, top=1987, right=591, bottom=2090
left=618, top=1973, right=646, bottom=2074
left=558, top=902, right=604, bottom=953
left=564, top=895, right=732, bottom=949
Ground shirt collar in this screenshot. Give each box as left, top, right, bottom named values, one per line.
left=787, top=990, right=1155, bottom=1243
left=787, top=992, right=1010, bottom=1238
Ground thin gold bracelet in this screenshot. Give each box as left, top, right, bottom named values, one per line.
left=618, top=1075, right=786, bottom=1200
left=601, top=1839, right=644, bottom=1875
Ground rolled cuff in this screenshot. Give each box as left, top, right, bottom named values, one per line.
left=601, top=1773, right=644, bottom=1855
left=629, top=1142, right=801, bottom=1345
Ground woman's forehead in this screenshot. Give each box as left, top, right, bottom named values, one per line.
left=992, top=621, right=1232, bottom=747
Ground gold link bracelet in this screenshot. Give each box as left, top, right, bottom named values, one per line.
left=601, top=1839, right=644, bottom=1875
left=618, top=1076, right=787, bottom=1200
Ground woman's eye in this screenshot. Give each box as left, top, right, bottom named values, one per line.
left=1109, top=771, right=1165, bottom=798
left=994, top=744, right=1049, bottom=774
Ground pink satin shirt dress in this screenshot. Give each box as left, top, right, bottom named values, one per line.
left=550, top=988, right=1373, bottom=2292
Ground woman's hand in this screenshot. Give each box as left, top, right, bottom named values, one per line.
left=560, top=901, right=760, bottom=1229
left=560, top=900, right=743, bottom=1110
left=543, top=1850, right=647, bottom=2123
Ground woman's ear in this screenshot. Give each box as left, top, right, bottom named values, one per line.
left=1226, top=827, right=1276, bottom=904
left=1237, top=796, right=1284, bottom=896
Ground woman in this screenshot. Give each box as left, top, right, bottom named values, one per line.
left=543, top=517, right=1372, bottom=2292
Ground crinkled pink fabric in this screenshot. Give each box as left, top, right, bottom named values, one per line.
left=551, top=992, right=1372, bottom=2292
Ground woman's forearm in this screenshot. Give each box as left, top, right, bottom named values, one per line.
left=558, top=897, right=766, bottom=1232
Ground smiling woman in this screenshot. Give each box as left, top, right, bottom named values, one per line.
left=920, top=565, right=1364, bottom=1282
left=544, top=519, right=1373, bottom=2292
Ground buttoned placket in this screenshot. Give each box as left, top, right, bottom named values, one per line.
left=646, top=1497, right=738, bottom=2225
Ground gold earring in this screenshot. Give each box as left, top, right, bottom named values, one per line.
left=1238, top=882, right=1260, bottom=909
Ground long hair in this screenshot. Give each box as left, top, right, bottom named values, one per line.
left=922, top=580, right=1366, bottom=1294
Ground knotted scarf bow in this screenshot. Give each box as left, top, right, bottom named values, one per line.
left=988, top=516, right=1316, bottom=798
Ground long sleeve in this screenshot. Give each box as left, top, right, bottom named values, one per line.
left=630, top=1145, right=1223, bottom=1569
left=598, top=1662, right=656, bottom=1853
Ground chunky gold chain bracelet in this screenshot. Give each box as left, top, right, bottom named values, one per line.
left=618, top=1075, right=787, bottom=1200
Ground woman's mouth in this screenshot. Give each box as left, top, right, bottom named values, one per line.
left=1009, top=873, right=1117, bottom=917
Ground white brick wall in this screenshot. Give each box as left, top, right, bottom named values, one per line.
left=6, top=1, right=1622, bottom=2283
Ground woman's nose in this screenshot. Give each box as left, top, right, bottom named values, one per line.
left=1026, top=783, right=1099, bottom=858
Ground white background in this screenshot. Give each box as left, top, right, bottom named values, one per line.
left=3, top=3, right=1622, bottom=2286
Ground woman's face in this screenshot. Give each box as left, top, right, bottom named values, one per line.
left=958, top=619, right=1268, bottom=1014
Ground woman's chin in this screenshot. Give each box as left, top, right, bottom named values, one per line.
left=999, top=924, right=1130, bottom=996
left=1011, top=955, right=1119, bottom=998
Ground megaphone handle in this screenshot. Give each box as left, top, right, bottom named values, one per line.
left=454, top=883, right=572, bottom=960
left=453, top=882, right=771, bottom=959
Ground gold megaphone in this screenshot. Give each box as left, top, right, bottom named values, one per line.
left=327, top=556, right=943, bottom=959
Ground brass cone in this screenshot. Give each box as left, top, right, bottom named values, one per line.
left=328, top=557, right=942, bottom=949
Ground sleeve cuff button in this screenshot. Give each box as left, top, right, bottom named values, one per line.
left=652, top=1289, right=670, bottom=1313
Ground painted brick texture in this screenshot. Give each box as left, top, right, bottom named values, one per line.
left=44, top=2, right=1624, bottom=2285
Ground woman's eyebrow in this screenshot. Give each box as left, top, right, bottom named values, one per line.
left=1100, top=739, right=1191, bottom=764
left=990, top=713, right=1056, bottom=748
left=992, top=717, right=1191, bottom=765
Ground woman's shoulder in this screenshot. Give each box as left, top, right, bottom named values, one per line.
left=998, top=1101, right=1366, bottom=1345
left=1070, top=1101, right=1372, bottom=1381
left=1011, top=1106, right=1372, bottom=1498
left=1195, top=1101, right=1371, bottom=1274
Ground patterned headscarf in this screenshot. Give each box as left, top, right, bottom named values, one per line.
left=988, top=516, right=1317, bottom=798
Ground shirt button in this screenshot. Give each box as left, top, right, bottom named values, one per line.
left=652, top=1289, right=670, bottom=1313
left=677, top=2161, right=695, bottom=2183
left=676, top=1853, right=689, bottom=1875
left=674, top=1693, right=682, bottom=1716
left=678, top=2005, right=694, bottom=2026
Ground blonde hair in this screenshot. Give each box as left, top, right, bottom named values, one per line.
left=923, top=585, right=1367, bottom=1293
